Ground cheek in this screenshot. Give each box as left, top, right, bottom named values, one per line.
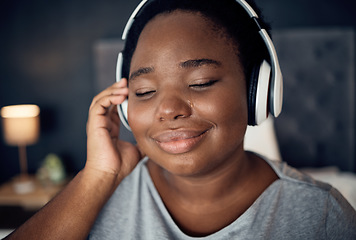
left=196, top=84, right=248, bottom=127
left=127, top=101, right=152, bottom=143
left=224, top=91, right=248, bottom=124
left=212, top=87, right=248, bottom=153
left=195, top=83, right=248, bottom=148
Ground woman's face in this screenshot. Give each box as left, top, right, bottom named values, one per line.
left=128, top=11, right=248, bottom=177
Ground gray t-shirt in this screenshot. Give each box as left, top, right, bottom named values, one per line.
left=89, top=157, right=356, bottom=239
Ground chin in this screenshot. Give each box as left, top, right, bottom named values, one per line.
left=149, top=153, right=220, bottom=178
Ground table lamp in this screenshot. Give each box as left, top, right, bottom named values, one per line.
left=1, top=104, right=40, bottom=194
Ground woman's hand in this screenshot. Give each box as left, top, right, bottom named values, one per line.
left=86, top=78, right=142, bottom=185
left=5, top=79, right=143, bottom=240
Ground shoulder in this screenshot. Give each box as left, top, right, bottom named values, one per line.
left=262, top=159, right=356, bottom=238
left=267, top=159, right=353, bottom=207
left=268, top=159, right=335, bottom=195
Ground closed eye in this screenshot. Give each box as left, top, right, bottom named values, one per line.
left=135, top=90, right=156, bottom=97
left=189, top=80, right=219, bottom=88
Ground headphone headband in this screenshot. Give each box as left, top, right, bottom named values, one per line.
left=122, top=0, right=149, bottom=40
left=116, top=0, right=283, bottom=130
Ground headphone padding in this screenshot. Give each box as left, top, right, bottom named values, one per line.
left=255, top=60, right=271, bottom=125
left=248, top=64, right=260, bottom=126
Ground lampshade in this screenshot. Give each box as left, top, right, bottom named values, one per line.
left=1, top=104, right=40, bottom=146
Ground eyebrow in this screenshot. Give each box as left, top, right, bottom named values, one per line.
left=179, top=58, right=222, bottom=68
left=129, top=67, right=154, bottom=81
left=129, top=58, right=221, bottom=81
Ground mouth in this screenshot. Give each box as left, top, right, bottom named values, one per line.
left=152, top=129, right=210, bottom=154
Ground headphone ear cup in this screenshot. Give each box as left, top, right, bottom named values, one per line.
left=248, top=60, right=271, bottom=126
left=117, top=99, right=131, bottom=131
left=248, top=65, right=260, bottom=126
left=116, top=52, right=132, bottom=131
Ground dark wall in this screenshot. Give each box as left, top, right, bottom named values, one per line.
left=0, top=0, right=355, bottom=183
left=257, top=0, right=356, bottom=28
left=0, top=0, right=142, bottom=183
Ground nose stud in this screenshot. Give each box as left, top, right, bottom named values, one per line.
left=188, top=100, right=193, bottom=108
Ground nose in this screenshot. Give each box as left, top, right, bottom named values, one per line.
left=155, top=93, right=192, bottom=121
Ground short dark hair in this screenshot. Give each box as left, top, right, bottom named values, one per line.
left=122, top=0, right=270, bottom=84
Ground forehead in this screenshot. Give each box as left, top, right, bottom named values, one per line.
left=141, top=10, right=225, bottom=39
left=130, top=10, right=239, bottom=71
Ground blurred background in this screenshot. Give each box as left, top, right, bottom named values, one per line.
left=0, top=0, right=355, bottom=229
left=1, top=0, right=356, bottom=179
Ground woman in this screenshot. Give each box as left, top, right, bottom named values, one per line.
left=6, top=0, right=356, bottom=239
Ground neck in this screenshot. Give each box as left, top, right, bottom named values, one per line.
left=146, top=150, right=278, bottom=237
left=147, top=148, right=253, bottom=208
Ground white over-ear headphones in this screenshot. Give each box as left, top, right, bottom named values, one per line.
left=116, top=0, right=283, bottom=130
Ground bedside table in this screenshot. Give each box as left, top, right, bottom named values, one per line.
left=0, top=175, right=66, bottom=210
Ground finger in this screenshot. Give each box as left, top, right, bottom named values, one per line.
left=90, top=79, right=128, bottom=110
left=116, top=77, right=128, bottom=87
left=90, top=88, right=128, bottom=112
left=108, top=106, right=120, bottom=137
left=87, top=94, right=127, bottom=136
left=90, top=94, right=127, bottom=118
left=109, top=104, right=121, bottom=125
left=87, top=89, right=127, bottom=138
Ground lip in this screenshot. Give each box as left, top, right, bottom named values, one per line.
left=152, top=129, right=210, bottom=154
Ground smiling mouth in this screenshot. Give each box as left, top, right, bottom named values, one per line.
left=152, top=129, right=210, bottom=154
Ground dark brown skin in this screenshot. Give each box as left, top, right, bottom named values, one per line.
left=5, top=10, right=277, bottom=239
left=128, top=11, right=278, bottom=236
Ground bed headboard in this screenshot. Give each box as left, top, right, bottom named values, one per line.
left=273, top=28, right=355, bottom=171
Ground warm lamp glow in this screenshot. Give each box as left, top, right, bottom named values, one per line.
left=1, top=104, right=40, bottom=146
left=1, top=104, right=41, bottom=194
left=1, top=104, right=40, bottom=118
